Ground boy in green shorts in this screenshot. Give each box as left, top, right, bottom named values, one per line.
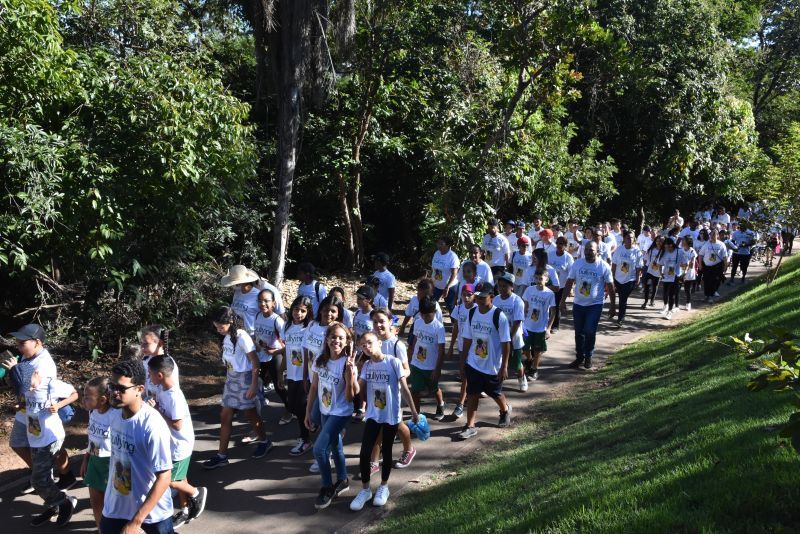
left=407, top=297, right=447, bottom=420
left=521, top=270, right=557, bottom=381
left=147, top=355, right=207, bottom=528
left=494, top=272, right=527, bottom=391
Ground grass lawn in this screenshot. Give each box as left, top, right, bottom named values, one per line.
left=378, top=257, right=800, bottom=533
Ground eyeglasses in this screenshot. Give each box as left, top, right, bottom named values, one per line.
left=107, top=383, right=138, bottom=394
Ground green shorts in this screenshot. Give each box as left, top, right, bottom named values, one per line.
left=409, top=366, right=439, bottom=394
left=524, top=331, right=548, bottom=353
left=171, top=456, right=192, bottom=482
left=84, top=455, right=110, bottom=491
left=509, top=348, right=524, bottom=369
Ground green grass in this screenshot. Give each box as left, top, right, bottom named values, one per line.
left=378, top=258, right=800, bottom=533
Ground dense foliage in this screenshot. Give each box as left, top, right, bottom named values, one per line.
left=1, top=0, right=798, bottom=351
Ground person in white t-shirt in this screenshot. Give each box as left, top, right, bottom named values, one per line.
left=102, top=358, right=173, bottom=534
left=504, top=220, right=518, bottom=253
left=305, top=323, right=359, bottom=509
left=527, top=215, right=545, bottom=246
left=398, top=278, right=442, bottom=340
left=521, top=270, right=557, bottom=382
left=297, top=262, right=328, bottom=316
left=513, top=221, right=528, bottom=253
left=699, top=228, right=729, bottom=302
left=280, top=296, right=314, bottom=456
left=495, top=273, right=527, bottom=391
left=221, top=265, right=285, bottom=334
left=431, top=238, right=460, bottom=313
left=482, top=218, right=511, bottom=275
left=81, top=377, right=116, bottom=531
left=371, top=252, right=396, bottom=311
left=547, top=236, right=575, bottom=331
left=609, top=218, right=624, bottom=248
left=678, top=236, right=699, bottom=311
left=667, top=209, right=684, bottom=231
left=407, top=297, right=447, bottom=421
left=254, top=288, right=291, bottom=424
left=456, top=281, right=513, bottom=440
left=560, top=242, right=616, bottom=370
left=657, top=238, right=682, bottom=320
left=510, top=236, right=533, bottom=295
left=350, top=332, right=419, bottom=511
left=712, top=206, right=731, bottom=231
left=565, top=220, right=584, bottom=259
left=204, top=306, right=270, bottom=469
left=448, top=284, right=477, bottom=418
left=147, top=356, right=207, bottom=529
left=611, top=230, right=643, bottom=325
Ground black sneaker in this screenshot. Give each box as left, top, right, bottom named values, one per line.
left=56, top=470, right=77, bottom=491
left=188, top=486, right=208, bottom=520
left=333, top=478, right=350, bottom=497
left=252, top=440, right=274, bottom=459
left=30, top=507, right=57, bottom=527
left=433, top=404, right=445, bottom=421
left=584, top=357, right=592, bottom=369
left=173, top=509, right=190, bottom=530
left=568, top=357, right=583, bottom=369
left=55, top=496, right=77, bottom=527
left=315, top=486, right=335, bottom=509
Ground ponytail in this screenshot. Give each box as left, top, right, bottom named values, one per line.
left=212, top=306, right=242, bottom=351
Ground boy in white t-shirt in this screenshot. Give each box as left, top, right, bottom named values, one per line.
left=297, top=262, right=328, bottom=316
left=482, top=218, right=511, bottom=276
left=407, top=297, right=447, bottom=421
left=521, top=271, right=557, bottom=382
left=148, top=356, right=207, bottom=529
left=102, top=358, right=173, bottom=533
left=448, top=283, right=477, bottom=419
left=371, top=252, right=396, bottom=310
left=494, top=273, right=527, bottom=392
left=510, top=236, right=533, bottom=296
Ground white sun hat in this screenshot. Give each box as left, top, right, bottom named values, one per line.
left=220, top=265, right=260, bottom=287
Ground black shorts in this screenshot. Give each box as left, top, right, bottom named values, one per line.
left=465, top=363, right=503, bottom=398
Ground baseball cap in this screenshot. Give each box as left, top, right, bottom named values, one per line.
left=517, top=236, right=531, bottom=246
left=497, top=271, right=515, bottom=285
left=473, top=281, right=495, bottom=297
left=462, top=283, right=476, bottom=294
left=517, top=220, right=527, bottom=228
left=356, top=286, right=377, bottom=300
left=505, top=219, right=516, bottom=226
left=539, top=229, right=554, bottom=239
left=10, top=324, right=46, bottom=343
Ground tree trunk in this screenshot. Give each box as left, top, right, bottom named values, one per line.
left=338, top=172, right=356, bottom=269
left=348, top=111, right=370, bottom=269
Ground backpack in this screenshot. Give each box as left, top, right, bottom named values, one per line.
left=314, top=281, right=322, bottom=303
left=48, top=379, right=75, bottom=425
left=468, top=306, right=502, bottom=332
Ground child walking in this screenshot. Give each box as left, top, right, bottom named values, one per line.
left=254, top=289, right=291, bottom=424
left=407, top=297, right=447, bottom=421
left=521, top=271, right=557, bottom=381
left=283, top=296, right=314, bottom=455
left=203, top=306, right=272, bottom=469
left=81, top=377, right=117, bottom=530
left=349, top=332, right=419, bottom=511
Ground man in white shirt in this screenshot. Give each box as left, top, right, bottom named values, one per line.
left=667, top=209, right=684, bottom=230
left=527, top=215, right=545, bottom=246
left=482, top=218, right=511, bottom=277
left=712, top=206, right=731, bottom=231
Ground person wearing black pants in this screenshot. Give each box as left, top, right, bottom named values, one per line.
left=286, top=379, right=310, bottom=450
left=699, top=229, right=728, bottom=303
left=258, top=354, right=290, bottom=421
left=553, top=287, right=565, bottom=330
left=611, top=230, right=643, bottom=325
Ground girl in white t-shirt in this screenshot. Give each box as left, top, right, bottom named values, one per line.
left=349, top=332, right=419, bottom=511
left=139, top=325, right=180, bottom=402
left=641, top=237, right=664, bottom=308
left=305, top=323, right=359, bottom=509
left=329, top=287, right=354, bottom=329
left=281, top=296, right=314, bottom=456
left=81, top=376, right=116, bottom=530
left=679, top=236, right=699, bottom=311
left=203, top=307, right=267, bottom=469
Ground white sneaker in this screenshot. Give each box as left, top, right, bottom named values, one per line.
left=309, top=460, right=320, bottom=473
left=519, top=375, right=528, bottom=392
left=665, top=311, right=673, bottom=320
left=714, top=291, right=720, bottom=297
left=660, top=305, right=668, bottom=315
left=373, top=484, right=390, bottom=507
left=686, top=303, right=692, bottom=311
left=350, top=488, right=373, bottom=511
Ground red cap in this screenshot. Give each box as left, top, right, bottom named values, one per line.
left=539, top=229, right=554, bottom=238
left=517, top=236, right=531, bottom=246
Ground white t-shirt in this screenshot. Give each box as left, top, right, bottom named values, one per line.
left=536, top=242, right=556, bottom=257
left=313, top=357, right=352, bottom=417
left=658, top=249, right=682, bottom=282
left=231, top=287, right=260, bottom=335
left=155, top=386, right=194, bottom=461
left=482, top=234, right=511, bottom=267
left=15, top=349, right=57, bottom=425
left=494, top=293, right=525, bottom=350
left=452, top=302, right=475, bottom=352
left=353, top=309, right=374, bottom=338
left=645, top=248, right=662, bottom=277
left=298, top=280, right=328, bottom=315
left=506, top=232, right=519, bottom=254
left=679, top=247, right=699, bottom=281
left=410, top=317, right=445, bottom=370
left=610, top=230, right=623, bottom=248
left=284, top=323, right=308, bottom=382
left=222, top=330, right=256, bottom=373
left=521, top=264, right=558, bottom=291
left=371, top=270, right=396, bottom=300
left=463, top=306, right=511, bottom=375
left=547, top=251, right=575, bottom=288
left=522, top=286, right=556, bottom=333
left=143, top=355, right=180, bottom=402
left=700, top=241, right=728, bottom=266
left=341, top=308, right=355, bottom=329
left=302, top=321, right=328, bottom=361
left=25, top=378, right=74, bottom=448
left=566, top=230, right=583, bottom=258
left=458, top=260, right=494, bottom=285
left=528, top=227, right=545, bottom=244
left=431, top=249, right=459, bottom=289
left=381, top=337, right=408, bottom=364
left=637, top=233, right=653, bottom=252
left=404, top=296, right=443, bottom=323
left=568, top=259, right=613, bottom=307
left=679, top=227, right=699, bottom=241
left=612, top=246, right=643, bottom=284
left=103, top=405, right=173, bottom=524
left=87, top=408, right=117, bottom=457
left=581, top=240, right=611, bottom=263
left=258, top=280, right=286, bottom=315
left=253, top=312, right=285, bottom=363
left=510, top=251, right=533, bottom=282
left=713, top=213, right=731, bottom=227
left=360, top=357, right=404, bottom=425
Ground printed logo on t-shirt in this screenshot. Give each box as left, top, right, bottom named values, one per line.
left=290, top=350, right=303, bottom=367
left=710, top=253, right=717, bottom=263
left=28, top=415, right=41, bottom=436
left=113, top=457, right=132, bottom=496
left=668, top=266, right=675, bottom=276
left=484, top=249, right=493, bottom=261
left=321, top=387, right=332, bottom=408
left=651, top=261, right=659, bottom=270
left=620, top=262, right=629, bottom=274
left=416, top=346, right=427, bottom=363
left=579, top=281, right=591, bottom=297
left=475, top=338, right=489, bottom=358
left=374, top=388, right=387, bottom=410
left=531, top=308, right=540, bottom=322
left=434, top=269, right=443, bottom=281
left=515, top=268, right=523, bottom=277
left=89, top=440, right=99, bottom=456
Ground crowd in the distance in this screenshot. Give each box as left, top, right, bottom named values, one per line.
left=2, top=201, right=795, bottom=532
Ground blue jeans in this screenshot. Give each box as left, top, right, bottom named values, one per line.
left=311, top=397, right=321, bottom=427
left=572, top=303, right=604, bottom=359
left=314, top=413, right=351, bottom=487
left=101, top=516, right=174, bottom=534
left=32, top=440, right=66, bottom=509
left=432, top=286, right=457, bottom=313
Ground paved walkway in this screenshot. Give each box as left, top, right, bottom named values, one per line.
left=0, top=250, right=789, bottom=533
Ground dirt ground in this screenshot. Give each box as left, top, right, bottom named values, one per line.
left=0, top=273, right=419, bottom=484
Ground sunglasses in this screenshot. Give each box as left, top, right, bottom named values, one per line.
left=108, top=383, right=138, bottom=394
